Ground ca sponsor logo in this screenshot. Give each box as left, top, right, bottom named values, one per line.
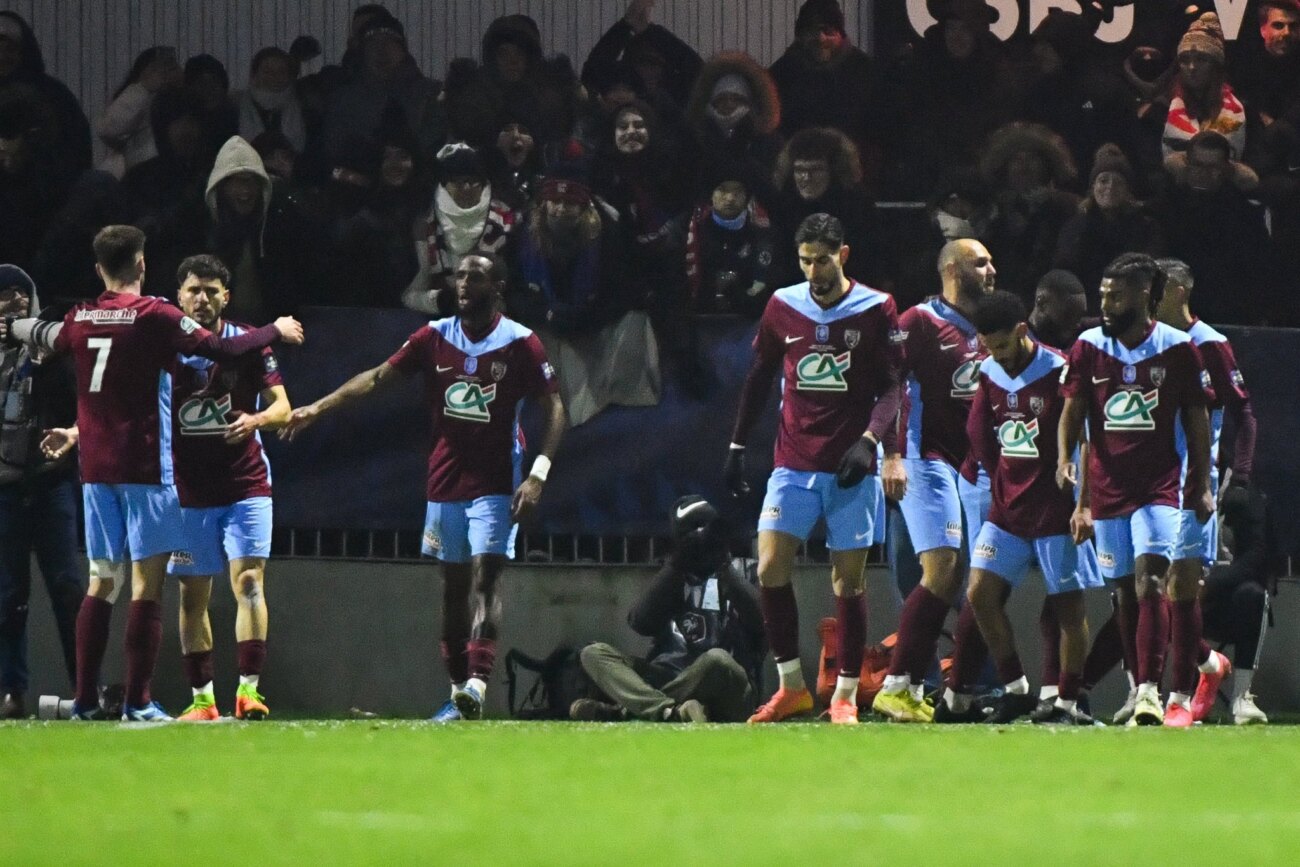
left=178, top=394, right=232, bottom=436
left=445, top=381, right=496, bottom=422
left=1103, top=389, right=1159, bottom=431
left=998, top=418, right=1040, bottom=458
left=950, top=359, right=981, bottom=398
left=795, top=351, right=851, bottom=391
left=975, top=542, right=997, bottom=560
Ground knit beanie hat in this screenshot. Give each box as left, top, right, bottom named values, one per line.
left=795, top=0, right=846, bottom=35
left=1088, top=143, right=1135, bottom=188
left=1177, top=12, right=1225, bottom=64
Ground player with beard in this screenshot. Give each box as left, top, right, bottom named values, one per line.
left=872, top=239, right=996, bottom=723
left=159, top=255, right=291, bottom=721
left=283, top=252, right=566, bottom=721
left=726, top=213, right=904, bottom=725
left=1058, top=253, right=1213, bottom=726
left=1154, top=258, right=1255, bottom=725
left=957, top=291, right=1103, bottom=725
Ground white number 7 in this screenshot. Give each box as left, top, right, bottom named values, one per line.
left=88, top=337, right=113, bottom=393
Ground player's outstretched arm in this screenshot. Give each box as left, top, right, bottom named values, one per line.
left=40, top=425, right=79, bottom=460
left=280, top=362, right=399, bottom=441
left=511, top=391, right=568, bottom=523
left=2, top=317, right=63, bottom=354
left=190, top=316, right=304, bottom=364
left=1056, top=395, right=1085, bottom=490
left=226, top=385, right=292, bottom=444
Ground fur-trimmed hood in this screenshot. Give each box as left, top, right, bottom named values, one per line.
left=773, top=126, right=862, bottom=193
left=685, top=52, right=780, bottom=136
left=979, top=121, right=1078, bottom=189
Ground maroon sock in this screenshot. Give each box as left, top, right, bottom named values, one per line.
left=948, top=604, right=987, bottom=692
left=888, top=586, right=950, bottom=681
left=835, top=593, right=866, bottom=677
left=74, top=597, right=113, bottom=707
left=1082, top=611, right=1124, bottom=690
left=1170, top=600, right=1199, bottom=695
left=995, top=651, right=1025, bottom=687
left=124, top=600, right=162, bottom=708
left=1059, top=671, right=1083, bottom=702
left=1135, top=594, right=1168, bottom=686
left=1039, top=600, right=1061, bottom=687
left=181, top=650, right=214, bottom=690
left=237, top=640, right=267, bottom=677
left=1194, top=599, right=1212, bottom=665
left=759, top=585, right=800, bottom=663
left=467, top=638, right=496, bottom=680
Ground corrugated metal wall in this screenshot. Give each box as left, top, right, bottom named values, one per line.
left=1, top=1, right=871, bottom=160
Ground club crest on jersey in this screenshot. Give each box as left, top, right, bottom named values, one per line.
left=445, top=381, right=496, bottom=422
left=1007, top=392, right=1019, bottom=410
left=1122, top=364, right=1137, bottom=384
left=1029, top=396, right=1044, bottom=416
left=815, top=324, right=830, bottom=343
left=796, top=351, right=851, bottom=391
left=178, top=394, right=232, bottom=436
left=1103, top=389, right=1159, bottom=431
left=844, top=329, right=860, bottom=349
left=950, top=359, right=981, bottom=398
left=491, top=361, right=507, bottom=381
left=1151, top=366, right=1166, bottom=387
left=464, top=357, right=478, bottom=375
left=998, top=418, right=1040, bottom=458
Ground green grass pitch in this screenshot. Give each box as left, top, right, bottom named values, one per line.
left=4, top=721, right=1299, bottom=864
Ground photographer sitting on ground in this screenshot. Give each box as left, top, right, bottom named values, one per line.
left=572, top=496, right=765, bottom=722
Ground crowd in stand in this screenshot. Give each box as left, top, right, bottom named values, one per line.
left=4, top=0, right=1300, bottom=339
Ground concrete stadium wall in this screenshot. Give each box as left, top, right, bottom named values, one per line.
left=20, top=557, right=1300, bottom=719
left=0, top=0, right=873, bottom=165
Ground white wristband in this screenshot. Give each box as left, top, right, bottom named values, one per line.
left=529, top=454, right=552, bottom=482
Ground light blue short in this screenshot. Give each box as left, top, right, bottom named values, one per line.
left=83, top=483, right=184, bottom=562
left=422, top=496, right=517, bottom=562
left=758, top=467, right=882, bottom=551
left=168, top=497, right=273, bottom=576
left=1092, top=504, right=1180, bottom=579
left=897, top=458, right=990, bottom=557
left=1175, top=508, right=1217, bottom=566
left=970, top=522, right=1101, bottom=595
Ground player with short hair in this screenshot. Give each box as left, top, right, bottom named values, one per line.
left=1058, top=252, right=1214, bottom=727
left=956, top=291, right=1103, bottom=725
left=725, top=212, right=904, bottom=726
left=160, top=254, right=291, bottom=722
left=1155, top=257, right=1256, bottom=725
left=282, top=251, right=566, bottom=721
left=872, top=239, right=995, bottom=723
left=5, top=225, right=302, bottom=721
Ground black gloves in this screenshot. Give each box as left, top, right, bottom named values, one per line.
left=724, top=447, right=750, bottom=497
left=836, top=437, right=877, bottom=489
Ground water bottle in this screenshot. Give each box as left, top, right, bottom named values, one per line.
left=37, top=695, right=75, bottom=720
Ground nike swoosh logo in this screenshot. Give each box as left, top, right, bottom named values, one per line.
left=991, top=405, right=1000, bottom=412
left=437, top=365, right=454, bottom=373
left=854, top=531, right=872, bottom=541
left=940, top=342, right=960, bottom=351
left=676, top=501, right=706, bottom=520
left=784, top=336, right=803, bottom=345
left=1092, top=376, right=1109, bottom=384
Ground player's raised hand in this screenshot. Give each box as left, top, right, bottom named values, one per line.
left=279, top=404, right=321, bottom=441
left=274, top=316, right=305, bottom=345
left=723, top=447, right=749, bottom=497
left=223, top=411, right=259, bottom=444
left=1069, top=505, right=1094, bottom=545
left=881, top=454, right=907, bottom=501
left=511, top=476, right=544, bottom=522
left=1056, top=460, right=1078, bottom=491
left=40, top=427, right=78, bottom=460
left=835, top=437, right=877, bottom=489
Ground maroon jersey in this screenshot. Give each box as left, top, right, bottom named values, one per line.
left=171, top=321, right=282, bottom=508
left=745, top=282, right=903, bottom=473
left=1062, top=322, right=1213, bottom=519
left=387, top=314, right=557, bottom=502
left=898, top=297, right=988, bottom=468
left=54, top=292, right=218, bottom=485
left=1184, top=319, right=1252, bottom=478
left=967, top=343, right=1073, bottom=538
